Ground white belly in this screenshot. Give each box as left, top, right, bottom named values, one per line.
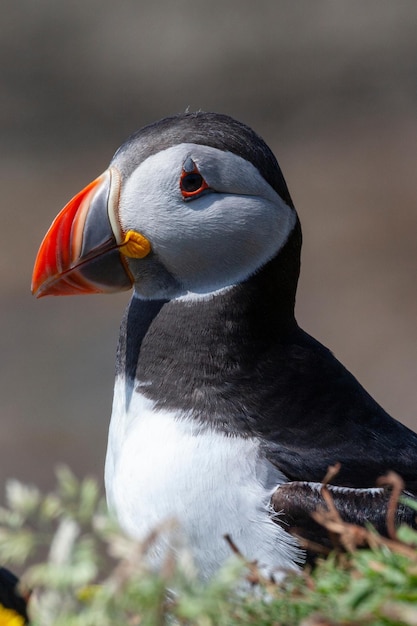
left=105, top=377, right=302, bottom=579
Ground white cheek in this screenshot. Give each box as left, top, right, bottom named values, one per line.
left=117, top=143, right=297, bottom=293
left=157, top=194, right=296, bottom=292
left=119, top=156, right=182, bottom=236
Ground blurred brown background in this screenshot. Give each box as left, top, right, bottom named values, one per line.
left=1, top=1, right=416, bottom=491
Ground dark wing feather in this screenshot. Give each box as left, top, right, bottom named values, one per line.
left=272, top=482, right=417, bottom=561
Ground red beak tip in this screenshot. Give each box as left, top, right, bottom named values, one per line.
left=31, top=282, right=46, bottom=298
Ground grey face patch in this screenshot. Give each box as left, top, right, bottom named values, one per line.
left=117, top=143, right=297, bottom=298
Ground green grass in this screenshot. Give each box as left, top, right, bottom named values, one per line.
left=1, top=468, right=417, bottom=625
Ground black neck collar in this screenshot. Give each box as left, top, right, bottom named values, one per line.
left=116, top=221, right=302, bottom=430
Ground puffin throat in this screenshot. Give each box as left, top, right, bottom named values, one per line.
left=116, top=222, right=302, bottom=430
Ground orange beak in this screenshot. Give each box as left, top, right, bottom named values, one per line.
left=31, top=168, right=134, bottom=298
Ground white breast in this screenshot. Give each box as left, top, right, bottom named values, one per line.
left=105, top=376, right=302, bottom=580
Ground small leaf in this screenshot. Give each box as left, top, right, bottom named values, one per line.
left=5, top=480, right=41, bottom=517
left=78, top=478, right=100, bottom=523
left=397, top=524, right=417, bottom=547
left=0, top=507, right=24, bottom=529
left=40, top=494, right=62, bottom=521
left=0, top=528, right=36, bottom=564
left=56, top=466, right=80, bottom=502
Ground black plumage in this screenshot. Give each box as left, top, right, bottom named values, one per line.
left=117, top=219, right=417, bottom=493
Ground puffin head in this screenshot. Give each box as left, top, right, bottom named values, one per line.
left=32, top=112, right=300, bottom=300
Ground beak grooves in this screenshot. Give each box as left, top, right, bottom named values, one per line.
left=31, top=169, right=134, bottom=298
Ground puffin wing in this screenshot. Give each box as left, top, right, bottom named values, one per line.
left=257, top=330, right=417, bottom=494
left=272, top=481, right=417, bottom=559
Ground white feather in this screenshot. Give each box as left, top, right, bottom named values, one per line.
left=105, top=377, right=303, bottom=580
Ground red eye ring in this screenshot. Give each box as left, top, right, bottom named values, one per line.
left=180, top=159, right=209, bottom=199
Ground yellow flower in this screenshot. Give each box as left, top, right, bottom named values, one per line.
left=0, top=605, right=25, bottom=626
left=76, top=584, right=101, bottom=603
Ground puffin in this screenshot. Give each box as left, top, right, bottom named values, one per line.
left=31, top=112, right=417, bottom=579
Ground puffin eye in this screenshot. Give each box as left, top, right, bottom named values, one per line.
left=180, top=158, right=209, bottom=199
left=181, top=172, right=204, bottom=192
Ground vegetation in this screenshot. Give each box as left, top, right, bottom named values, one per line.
left=1, top=468, right=417, bottom=625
